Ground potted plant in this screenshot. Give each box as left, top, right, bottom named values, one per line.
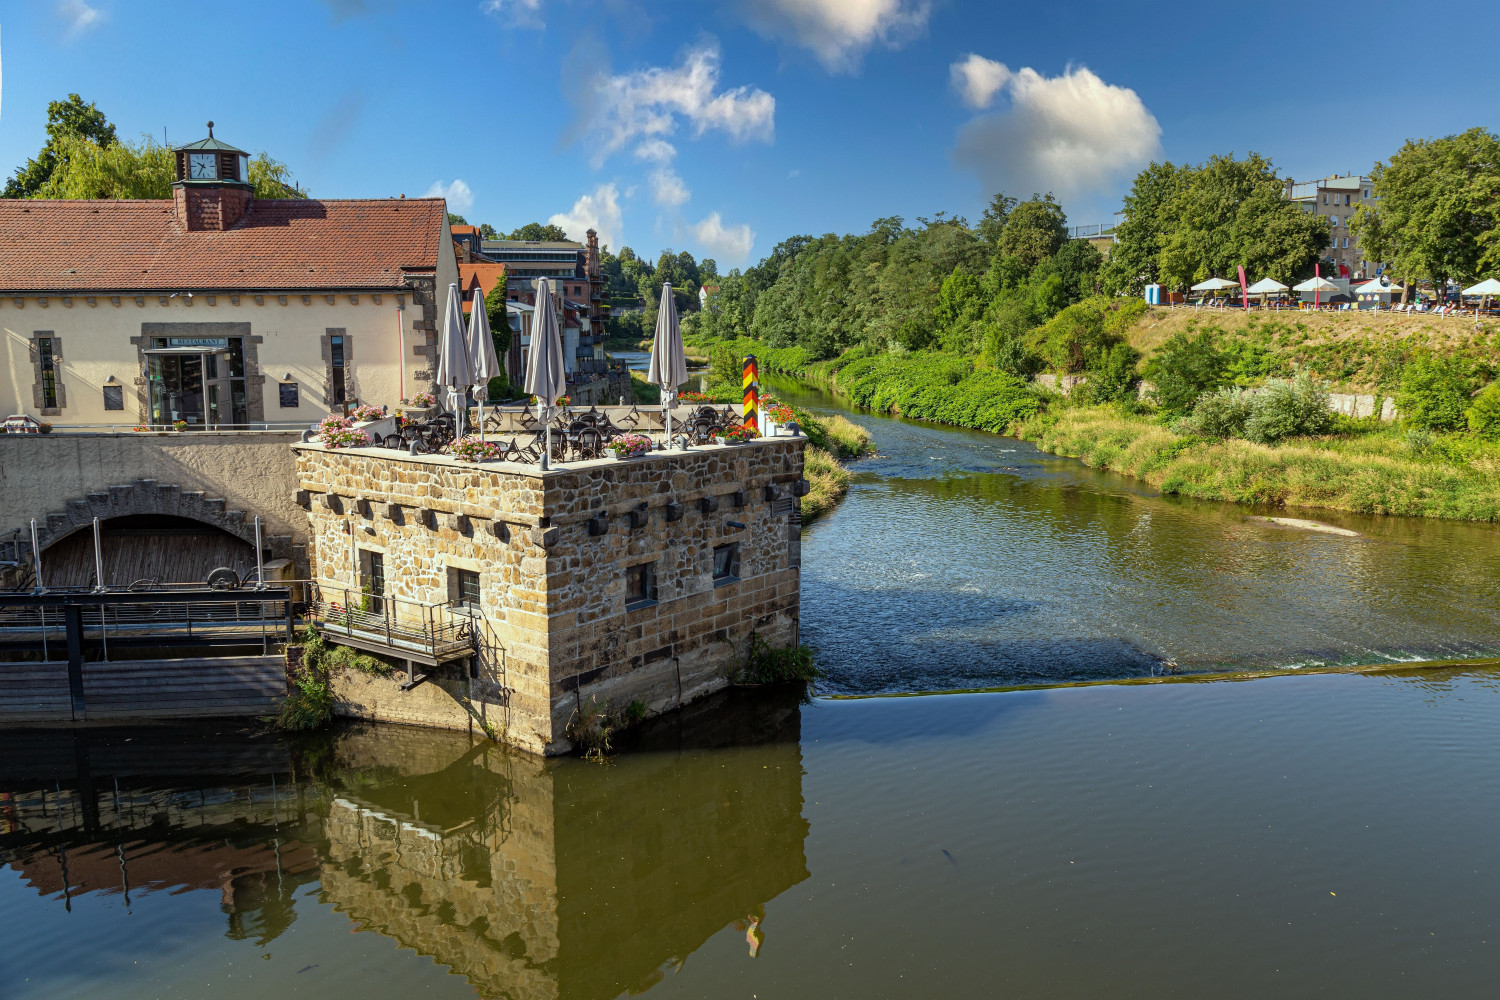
left=172, top=419, right=188, bottom=432
left=717, top=421, right=758, bottom=445
left=452, top=434, right=502, bottom=463
left=609, top=432, right=653, bottom=460
left=38, top=421, right=53, bottom=435
left=316, top=414, right=371, bottom=449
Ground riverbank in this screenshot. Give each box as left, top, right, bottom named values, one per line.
left=695, top=331, right=1500, bottom=522
left=1014, top=406, right=1500, bottom=520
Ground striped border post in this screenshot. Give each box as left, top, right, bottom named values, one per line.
left=742, top=355, right=760, bottom=436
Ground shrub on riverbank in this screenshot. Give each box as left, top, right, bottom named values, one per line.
left=1016, top=405, right=1500, bottom=520
left=801, top=446, right=850, bottom=522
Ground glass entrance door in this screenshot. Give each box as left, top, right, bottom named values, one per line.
left=147, top=354, right=207, bottom=427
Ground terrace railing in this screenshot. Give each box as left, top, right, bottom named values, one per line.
left=306, top=584, right=475, bottom=666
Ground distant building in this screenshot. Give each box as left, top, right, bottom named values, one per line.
left=1287, top=174, right=1380, bottom=279
left=699, top=283, right=720, bottom=310
left=450, top=224, right=483, bottom=261
left=486, top=231, right=606, bottom=370
left=457, top=261, right=520, bottom=378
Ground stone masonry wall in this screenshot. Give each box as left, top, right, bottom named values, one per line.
left=293, top=436, right=805, bottom=755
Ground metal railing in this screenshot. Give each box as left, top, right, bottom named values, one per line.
left=0, top=586, right=294, bottom=659
left=305, top=584, right=474, bottom=666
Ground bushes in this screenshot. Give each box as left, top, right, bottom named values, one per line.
left=736, top=632, right=820, bottom=685
left=1243, top=373, right=1333, bottom=443
left=1145, top=331, right=1230, bottom=414
left=800, top=447, right=849, bottom=522
left=1078, top=343, right=1141, bottom=404
left=1181, top=374, right=1333, bottom=443
left=1182, top=386, right=1255, bottom=438
left=1467, top=382, right=1500, bottom=439
left=1399, top=353, right=1474, bottom=431
left=829, top=353, right=1044, bottom=434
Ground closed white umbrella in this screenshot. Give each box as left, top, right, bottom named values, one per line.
left=647, top=281, right=689, bottom=449
left=467, top=287, right=501, bottom=441
left=434, top=283, right=474, bottom=437
left=523, top=277, right=567, bottom=471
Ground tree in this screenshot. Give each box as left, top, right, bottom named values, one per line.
left=4, top=93, right=118, bottom=197
left=1155, top=153, right=1327, bottom=290
left=977, top=192, right=1018, bottom=244
left=933, top=267, right=983, bottom=352
left=1101, top=161, right=1185, bottom=295
left=508, top=222, right=570, bottom=241
left=700, top=258, right=719, bottom=281
left=997, top=194, right=1068, bottom=271
left=448, top=213, right=469, bottom=226
left=29, top=134, right=307, bottom=199
left=1353, top=128, right=1500, bottom=296
left=484, top=283, right=512, bottom=355
left=478, top=223, right=500, bottom=240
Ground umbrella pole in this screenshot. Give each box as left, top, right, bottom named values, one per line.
left=542, top=423, right=551, bottom=472
left=665, top=404, right=672, bottom=450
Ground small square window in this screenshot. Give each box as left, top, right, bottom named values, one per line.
left=102, top=385, right=124, bottom=410
left=626, top=562, right=657, bottom=606
left=712, top=543, right=740, bottom=585
left=279, top=382, right=300, bottom=408
left=451, top=568, right=481, bottom=609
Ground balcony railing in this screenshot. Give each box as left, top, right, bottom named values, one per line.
left=306, top=585, right=475, bottom=667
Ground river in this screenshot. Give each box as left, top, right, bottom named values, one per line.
left=6, top=380, right=1500, bottom=998
left=764, top=374, right=1500, bottom=692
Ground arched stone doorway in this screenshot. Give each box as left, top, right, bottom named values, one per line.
left=4, top=477, right=298, bottom=591
left=40, top=514, right=257, bottom=588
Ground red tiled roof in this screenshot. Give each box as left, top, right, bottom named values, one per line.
left=0, top=197, right=446, bottom=293
left=451, top=224, right=479, bottom=235
left=457, top=262, right=507, bottom=313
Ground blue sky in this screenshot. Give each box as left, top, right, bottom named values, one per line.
left=2, top=0, right=1496, bottom=268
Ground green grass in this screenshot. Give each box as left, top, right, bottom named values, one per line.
left=1015, top=406, right=1500, bottom=520
left=801, top=446, right=850, bottom=522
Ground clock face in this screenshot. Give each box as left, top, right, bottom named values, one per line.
left=189, top=153, right=217, bottom=180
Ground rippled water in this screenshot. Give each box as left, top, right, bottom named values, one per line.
left=765, top=376, right=1500, bottom=693
left=7, top=670, right=1500, bottom=998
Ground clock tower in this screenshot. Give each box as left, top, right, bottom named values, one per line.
left=171, top=122, right=254, bottom=231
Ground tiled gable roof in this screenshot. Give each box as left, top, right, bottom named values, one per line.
left=0, top=197, right=445, bottom=293
left=457, top=262, right=508, bottom=313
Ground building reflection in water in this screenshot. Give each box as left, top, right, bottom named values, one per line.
left=0, top=686, right=810, bottom=999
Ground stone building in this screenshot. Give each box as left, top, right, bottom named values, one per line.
left=0, top=125, right=459, bottom=427
left=293, top=434, right=807, bottom=754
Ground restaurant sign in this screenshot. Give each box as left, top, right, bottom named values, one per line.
left=167, top=337, right=229, bottom=348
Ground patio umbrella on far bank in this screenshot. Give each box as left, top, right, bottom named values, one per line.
left=647, top=281, right=689, bottom=448
left=467, top=287, right=501, bottom=441
left=1463, top=278, right=1500, bottom=315
left=434, top=283, right=474, bottom=437
left=524, top=277, right=567, bottom=471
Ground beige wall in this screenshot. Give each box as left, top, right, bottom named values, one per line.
left=1, top=292, right=434, bottom=426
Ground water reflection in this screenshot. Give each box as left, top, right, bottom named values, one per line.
left=764, top=375, right=1500, bottom=691
left=0, top=690, right=809, bottom=1000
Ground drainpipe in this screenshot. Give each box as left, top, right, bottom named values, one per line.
left=397, top=304, right=406, bottom=401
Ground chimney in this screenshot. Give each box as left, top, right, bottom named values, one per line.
left=175, top=186, right=252, bottom=232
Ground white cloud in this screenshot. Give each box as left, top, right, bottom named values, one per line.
left=586, top=42, right=775, bottom=165
left=950, top=53, right=1011, bottom=110
left=742, top=0, right=929, bottom=73
left=57, top=0, right=104, bottom=38
left=633, top=139, right=677, bottom=164
left=422, top=178, right=474, bottom=214
left=550, top=183, right=623, bottom=251
left=650, top=168, right=690, bottom=208
left=687, top=212, right=755, bottom=263
left=480, top=0, right=544, bottom=29
left=953, top=63, right=1161, bottom=201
